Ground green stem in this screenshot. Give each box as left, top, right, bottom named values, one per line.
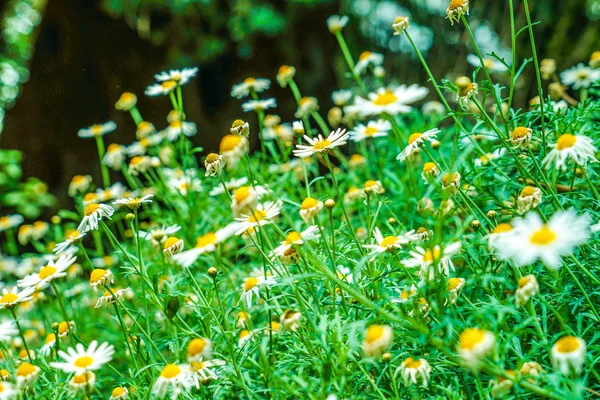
left=95, top=135, right=110, bottom=188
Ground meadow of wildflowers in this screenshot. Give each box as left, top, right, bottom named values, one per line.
left=1, top=1, right=600, bottom=399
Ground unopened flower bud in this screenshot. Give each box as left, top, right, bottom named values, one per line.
left=208, top=267, right=218, bottom=277
left=324, top=199, right=336, bottom=210
left=126, top=213, right=135, bottom=221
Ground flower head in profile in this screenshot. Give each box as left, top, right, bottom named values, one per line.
left=240, top=275, right=277, bottom=308
left=53, top=230, right=86, bottom=254
left=204, top=153, right=225, bottom=177
left=551, top=336, right=586, bottom=375
left=219, top=134, right=249, bottom=168
left=242, top=98, right=277, bottom=113
left=293, top=128, right=349, bottom=158
left=69, top=175, right=93, bottom=197
left=155, top=67, right=198, bottom=86
left=276, top=65, right=296, bottom=87
left=457, top=328, right=494, bottom=369
left=230, top=119, right=250, bottom=137
left=446, top=0, right=469, bottom=25
left=89, top=269, right=114, bottom=291
left=50, top=340, right=115, bottom=374
left=295, top=96, right=319, bottom=118
left=270, top=226, right=319, bottom=259
left=542, top=133, right=597, bottom=171
left=152, top=364, right=194, bottom=400
left=515, top=274, right=539, bottom=307
left=280, top=310, right=302, bottom=332
left=187, top=338, right=213, bottom=363
left=231, top=77, right=270, bottom=99
left=189, top=359, right=226, bottom=384
left=354, top=51, right=384, bottom=75
left=145, top=80, right=178, bottom=96
left=18, top=254, right=77, bottom=290
left=16, top=363, right=40, bottom=388
left=110, top=387, right=129, bottom=400
left=403, top=242, right=461, bottom=280
left=115, top=92, right=137, bottom=111
left=493, top=209, right=590, bottom=268
left=78, top=122, right=116, bottom=138
left=457, top=82, right=478, bottom=110
left=396, top=357, right=431, bottom=387
left=113, top=194, right=154, bottom=211
left=517, top=186, right=542, bottom=214
left=349, top=120, right=391, bottom=142
left=509, top=126, right=532, bottom=148
left=397, top=129, right=440, bottom=161
left=362, top=325, right=393, bottom=357
left=299, top=197, right=323, bottom=222
left=364, top=228, right=410, bottom=254
left=344, top=85, right=428, bottom=117
left=163, top=237, right=185, bottom=262
left=69, top=371, right=96, bottom=393
left=392, top=16, right=409, bottom=35
left=234, top=201, right=282, bottom=235
left=560, top=63, right=600, bottom=90
left=164, top=120, right=197, bottom=142
left=327, top=15, right=349, bottom=34
left=95, top=288, right=130, bottom=308
left=78, top=203, right=114, bottom=233
left=0, top=287, right=34, bottom=310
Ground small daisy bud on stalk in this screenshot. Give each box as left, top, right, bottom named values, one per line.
left=324, top=199, right=336, bottom=210
left=126, top=213, right=135, bottom=221
left=470, top=220, right=480, bottom=229
left=327, top=107, right=342, bottom=128
left=207, top=267, right=218, bottom=277
left=381, top=352, right=392, bottom=362
left=292, top=120, right=304, bottom=137
left=115, top=92, right=137, bottom=111
left=487, top=210, right=497, bottom=219
left=392, top=16, right=409, bottom=35
left=51, top=215, right=61, bottom=224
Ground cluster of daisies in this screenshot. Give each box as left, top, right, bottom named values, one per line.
left=0, top=1, right=599, bottom=398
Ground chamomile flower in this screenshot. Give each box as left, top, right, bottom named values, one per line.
left=276, top=65, right=296, bottom=87
left=69, top=371, right=96, bottom=393
left=235, top=201, right=282, bottom=235
left=78, top=121, right=116, bottom=138
left=332, top=89, right=353, bottom=107
left=40, top=333, right=57, bottom=356
left=294, top=97, right=319, bottom=118
left=173, top=223, right=237, bottom=268
left=187, top=338, right=212, bottom=362
left=49, top=340, right=114, bottom=373
left=392, top=16, right=410, bottom=35
left=110, top=387, right=129, bottom=400
left=231, top=78, right=271, bottom=99
left=293, top=128, right=349, bottom=158
left=77, top=203, right=114, bottom=232
left=270, top=226, right=319, bottom=258
left=155, top=68, right=198, bottom=85
left=397, top=129, right=440, bottom=161
left=0, top=321, right=17, bottom=342
left=164, top=120, right=197, bottom=142
left=0, top=215, right=24, bottom=232
left=542, top=133, right=597, bottom=171
left=163, top=237, right=184, bottom=262
left=53, top=230, right=86, bottom=254
left=457, top=82, right=478, bottom=110
left=15, top=363, right=40, bottom=388
left=487, top=223, right=513, bottom=250
left=139, top=224, right=181, bottom=247
left=446, top=0, right=469, bottom=25
left=509, top=126, right=532, bottom=148
left=299, top=197, right=323, bottom=222
left=441, top=172, right=461, bottom=192
left=421, top=162, right=440, bottom=181
left=189, top=359, right=226, bottom=383
left=552, top=336, right=586, bottom=375
left=494, top=209, right=590, bottom=268
left=89, top=269, right=114, bottom=291
left=349, top=120, right=391, bottom=142
left=68, top=175, right=93, bottom=196
left=0, top=381, right=19, bottom=398
left=467, top=54, right=508, bottom=72
left=280, top=310, right=302, bottom=332
left=242, top=98, right=277, bottom=113
left=152, top=363, right=194, bottom=399
left=240, top=275, right=277, bottom=308
left=560, top=63, right=600, bottom=90
left=113, top=194, right=154, bottom=210
left=127, top=133, right=164, bottom=156
left=204, top=153, right=224, bottom=177
left=327, top=15, right=349, bottom=33
left=95, top=288, right=130, bottom=308
left=145, top=80, right=178, bottom=96
left=102, top=144, right=126, bottom=170
left=231, top=185, right=267, bottom=216
left=446, top=277, right=465, bottom=304
left=136, top=121, right=156, bottom=139
left=403, top=243, right=461, bottom=280
left=56, top=321, right=76, bottom=340
left=354, top=51, right=384, bottom=75
left=517, top=186, right=542, bottom=213
left=18, top=254, right=76, bottom=290
left=168, top=175, right=202, bottom=196
left=397, top=357, right=431, bottom=387
left=344, top=86, right=428, bottom=117
left=362, top=325, right=393, bottom=357
left=457, top=328, right=494, bottom=369
left=230, top=119, right=250, bottom=137
left=364, top=228, right=410, bottom=254
left=219, top=134, right=249, bottom=168
left=115, top=92, right=137, bottom=111
left=96, top=183, right=128, bottom=203
left=515, top=274, right=539, bottom=307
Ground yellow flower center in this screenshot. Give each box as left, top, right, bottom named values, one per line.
left=58, top=321, right=70, bottom=334
left=492, top=223, right=512, bottom=234
left=364, top=127, right=378, bottom=136
left=380, top=236, right=398, bottom=248
left=403, top=357, right=423, bottom=369
left=442, top=173, right=458, bottom=187
left=233, top=186, right=252, bottom=203
left=45, top=333, right=56, bottom=344
left=190, top=361, right=205, bottom=372
left=161, top=80, right=177, bottom=90
left=459, top=328, right=485, bottom=350
left=244, top=77, right=256, bottom=85
left=591, top=51, right=600, bottom=62
left=285, top=232, right=302, bottom=244
left=130, top=156, right=144, bottom=166
left=164, top=237, right=181, bottom=250
left=555, top=336, right=580, bottom=353
left=90, top=125, right=104, bottom=135
left=220, top=134, right=243, bottom=153
left=422, top=162, right=437, bottom=173
left=206, top=153, right=220, bottom=164
left=408, top=133, right=422, bottom=144
left=423, top=247, right=441, bottom=263
left=188, top=338, right=207, bottom=357
left=448, top=0, right=468, bottom=11
left=373, top=90, right=398, bottom=106
left=350, top=154, right=365, bottom=163
left=511, top=127, right=531, bottom=139
left=196, top=233, right=217, bottom=248
left=170, top=121, right=182, bottom=129
left=160, top=364, right=181, bottom=379
left=38, top=265, right=57, bottom=280
left=0, top=293, right=18, bottom=304
left=278, top=65, right=293, bottom=75
left=72, top=175, right=86, bottom=184
left=16, top=363, right=36, bottom=377
left=364, top=180, right=378, bottom=188
left=529, top=225, right=556, bottom=246
left=72, top=372, right=93, bottom=384
left=84, top=204, right=100, bottom=216
left=312, top=139, right=332, bottom=151
left=518, top=276, right=533, bottom=289
left=394, top=16, right=407, bottom=24
left=248, top=210, right=267, bottom=223
left=112, top=387, right=127, bottom=397
left=244, top=277, right=259, bottom=291
left=556, top=134, right=577, bottom=150
left=458, top=83, right=476, bottom=97
left=359, top=51, right=372, bottom=61
left=107, top=144, right=121, bottom=153
left=90, top=269, right=107, bottom=284
left=301, top=197, right=320, bottom=210
left=365, top=325, right=384, bottom=343
left=483, top=58, right=495, bottom=69
left=520, top=186, right=538, bottom=197
left=447, top=278, right=463, bottom=291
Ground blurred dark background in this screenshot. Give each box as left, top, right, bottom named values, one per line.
left=0, top=0, right=599, bottom=210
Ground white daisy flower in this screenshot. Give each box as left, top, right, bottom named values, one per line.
left=276, top=65, right=296, bottom=87
left=163, top=237, right=185, bottom=262
left=109, top=387, right=129, bottom=400
left=49, top=340, right=114, bottom=373
left=262, top=123, right=294, bottom=143
left=68, top=175, right=93, bottom=197
left=78, top=121, right=117, bottom=138
left=364, top=228, right=410, bottom=254
left=17, top=254, right=76, bottom=290
left=473, top=148, right=506, bottom=167
left=509, top=126, right=532, bottom=148
left=294, top=96, right=319, bottom=118
left=457, top=328, right=495, bottom=369
left=336, top=265, right=354, bottom=284
left=515, top=274, right=539, bottom=307
left=204, top=153, right=225, bottom=177
left=487, top=223, right=514, bottom=250
left=127, top=133, right=165, bottom=156
left=173, top=223, right=238, bottom=268
left=145, top=80, right=178, bottom=96
left=293, top=128, right=349, bottom=158
left=446, top=277, right=466, bottom=305
left=136, top=121, right=156, bottom=139
left=560, top=63, right=600, bottom=90
left=164, top=120, right=197, bottom=142
left=152, top=363, right=195, bottom=399
left=186, top=338, right=212, bottom=363
left=542, top=133, right=597, bottom=171
left=396, top=357, right=431, bottom=387
left=103, top=144, right=126, bottom=170
left=354, top=51, right=384, bottom=75
left=69, top=371, right=96, bottom=393
left=362, top=325, right=393, bottom=357
left=349, top=120, right=391, bottom=142
left=89, top=269, right=114, bottom=291
left=493, top=209, right=590, bottom=268
left=446, top=0, right=469, bottom=25
left=0, top=380, right=19, bottom=398
left=231, top=185, right=268, bottom=217
left=403, top=242, right=462, bottom=280
left=54, top=230, right=86, bottom=254
left=15, top=363, right=40, bottom=388
left=332, top=89, right=353, bottom=107
left=113, top=194, right=154, bottom=211
left=40, top=333, right=57, bottom=356
left=240, top=275, right=277, bottom=308
left=517, top=186, right=542, bottom=214
left=269, top=226, right=320, bottom=258
left=467, top=54, right=508, bottom=72
left=189, top=359, right=226, bottom=383
left=219, top=134, right=249, bottom=168
left=234, top=201, right=282, bottom=235
left=344, top=85, right=428, bottom=117
left=327, top=15, right=349, bottom=33
left=280, top=310, right=302, bottom=332
left=155, top=67, right=198, bottom=85
left=95, top=288, right=130, bottom=308
left=231, top=77, right=271, bottom=99
left=551, top=336, right=586, bottom=375
left=299, top=197, right=323, bottom=222
left=397, top=128, right=440, bottom=161
left=0, top=215, right=24, bottom=232
left=392, top=16, right=409, bottom=35
left=77, top=203, right=115, bottom=233
left=242, top=98, right=277, bottom=113
left=95, top=182, right=128, bottom=203
left=457, top=82, right=478, bottom=110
